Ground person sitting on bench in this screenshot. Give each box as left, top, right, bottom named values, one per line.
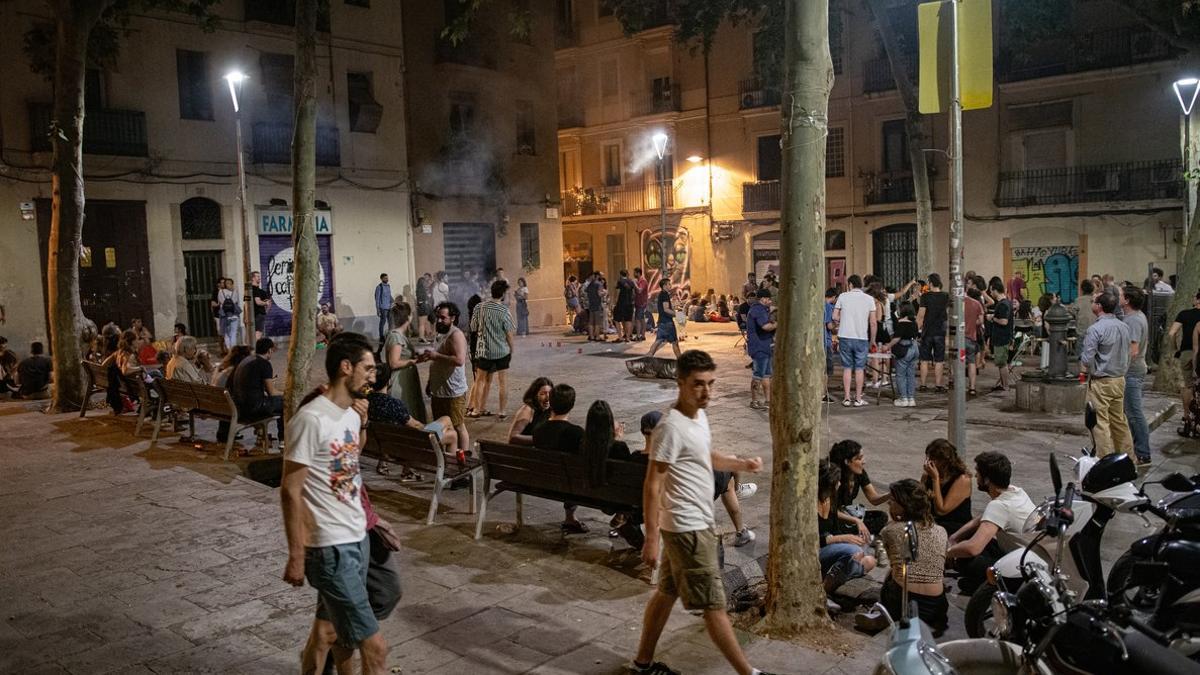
left=532, top=384, right=589, bottom=534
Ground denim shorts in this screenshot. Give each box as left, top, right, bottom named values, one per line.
left=839, top=338, right=869, bottom=370
left=422, top=420, right=446, bottom=441
left=751, top=353, right=773, bottom=379
left=306, top=536, right=378, bottom=647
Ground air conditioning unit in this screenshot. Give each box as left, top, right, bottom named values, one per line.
left=1083, top=169, right=1119, bottom=193
left=1130, top=31, right=1169, bottom=62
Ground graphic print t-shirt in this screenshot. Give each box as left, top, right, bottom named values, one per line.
left=285, top=395, right=367, bottom=547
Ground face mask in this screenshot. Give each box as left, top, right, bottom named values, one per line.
left=436, top=322, right=451, bottom=334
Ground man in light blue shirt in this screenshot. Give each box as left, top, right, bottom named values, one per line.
left=1079, top=289, right=1132, bottom=457
left=374, top=273, right=393, bottom=342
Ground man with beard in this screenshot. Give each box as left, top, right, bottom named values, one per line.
left=280, top=332, right=389, bottom=675
left=944, top=451, right=1035, bottom=594
left=420, top=302, right=470, bottom=457
left=630, top=350, right=768, bottom=675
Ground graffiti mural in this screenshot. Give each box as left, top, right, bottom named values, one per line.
left=1011, top=245, right=1080, bottom=304
left=642, top=225, right=692, bottom=292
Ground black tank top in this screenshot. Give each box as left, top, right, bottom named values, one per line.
left=934, top=475, right=972, bottom=534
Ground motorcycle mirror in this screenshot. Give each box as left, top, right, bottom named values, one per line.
left=1084, top=402, right=1097, bottom=430
left=1049, top=454, right=1063, bottom=497
left=904, top=521, right=918, bottom=562
left=1162, top=473, right=1195, bottom=492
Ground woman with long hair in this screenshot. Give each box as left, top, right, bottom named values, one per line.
left=515, top=277, right=530, bottom=337
left=829, top=439, right=890, bottom=536
left=212, top=344, right=251, bottom=387
left=921, top=438, right=972, bottom=536
left=582, top=400, right=632, bottom=486
left=870, top=479, right=948, bottom=634
left=818, top=459, right=877, bottom=594
left=385, top=301, right=427, bottom=423
left=506, top=377, right=553, bottom=446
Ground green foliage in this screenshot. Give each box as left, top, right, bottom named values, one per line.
left=441, top=0, right=530, bottom=46
left=23, top=0, right=219, bottom=79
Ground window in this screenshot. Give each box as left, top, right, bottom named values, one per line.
left=177, top=50, right=213, bottom=121
left=449, top=92, right=477, bottom=139
left=180, top=197, right=222, bottom=240
left=520, top=222, right=540, bottom=269
left=603, top=143, right=622, bottom=186
left=825, top=229, right=846, bottom=251
left=260, top=53, right=295, bottom=119
left=600, top=59, right=619, bottom=100
left=826, top=127, right=845, bottom=177
left=1006, top=101, right=1073, bottom=171
left=829, top=4, right=844, bottom=75
left=881, top=119, right=910, bottom=173
left=651, top=76, right=673, bottom=110
left=347, top=72, right=382, bottom=133
left=515, top=100, right=535, bottom=155
left=756, top=135, right=782, bottom=181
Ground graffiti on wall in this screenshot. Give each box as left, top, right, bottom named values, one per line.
left=642, top=225, right=692, bottom=292
left=1011, top=245, right=1080, bottom=304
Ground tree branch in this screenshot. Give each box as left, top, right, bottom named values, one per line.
left=1105, top=0, right=1200, bottom=56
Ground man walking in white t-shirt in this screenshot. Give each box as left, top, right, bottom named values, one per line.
left=832, top=274, right=877, bottom=407
left=631, top=350, right=771, bottom=675
left=280, top=332, right=390, bottom=675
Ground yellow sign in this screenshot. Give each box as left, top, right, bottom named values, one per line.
left=918, top=0, right=993, bottom=114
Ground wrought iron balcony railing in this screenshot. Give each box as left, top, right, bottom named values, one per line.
left=252, top=122, right=340, bottom=166
left=995, top=159, right=1183, bottom=207
left=561, top=183, right=674, bottom=217
left=29, top=103, right=148, bottom=157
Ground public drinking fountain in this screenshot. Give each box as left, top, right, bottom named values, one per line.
left=1013, top=301, right=1087, bottom=413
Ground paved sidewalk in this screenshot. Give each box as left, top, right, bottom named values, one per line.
left=3, top=322, right=1198, bottom=673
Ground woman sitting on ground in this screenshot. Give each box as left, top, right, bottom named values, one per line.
left=875, top=479, right=949, bottom=634
left=818, top=459, right=877, bottom=594
left=920, top=438, right=973, bottom=537
left=830, top=439, right=891, bottom=536
left=506, top=377, right=553, bottom=446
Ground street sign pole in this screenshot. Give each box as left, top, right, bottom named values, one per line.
left=948, top=0, right=967, bottom=453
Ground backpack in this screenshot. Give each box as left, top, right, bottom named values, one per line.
left=221, top=292, right=240, bottom=317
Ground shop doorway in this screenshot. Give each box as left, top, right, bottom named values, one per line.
left=183, top=251, right=222, bottom=338
left=36, top=199, right=153, bottom=331
left=443, top=222, right=497, bottom=309
left=563, top=229, right=593, bottom=281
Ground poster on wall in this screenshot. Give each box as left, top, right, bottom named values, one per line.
left=257, top=208, right=335, bottom=337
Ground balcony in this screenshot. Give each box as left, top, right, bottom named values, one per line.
left=1000, top=26, right=1172, bottom=83
left=638, top=84, right=681, bottom=117
left=864, top=171, right=920, bottom=205
left=252, top=122, right=340, bottom=166
left=561, top=183, right=673, bottom=217
left=995, top=159, right=1182, bottom=207
left=245, top=0, right=330, bottom=31
left=738, top=78, right=781, bottom=110
left=435, top=37, right=497, bottom=70
left=743, top=180, right=780, bottom=212
left=863, top=55, right=916, bottom=94
left=29, top=103, right=147, bottom=156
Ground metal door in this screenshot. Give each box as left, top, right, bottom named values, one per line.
left=183, top=251, right=223, bottom=338
left=36, top=199, right=154, bottom=331
left=442, top=222, right=497, bottom=310
left=871, top=223, right=918, bottom=290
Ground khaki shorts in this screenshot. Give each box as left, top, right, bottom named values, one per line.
left=1180, top=351, right=1194, bottom=384
left=992, top=344, right=1010, bottom=365
left=431, top=395, right=466, bottom=427
left=659, top=529, right=725, bottom=611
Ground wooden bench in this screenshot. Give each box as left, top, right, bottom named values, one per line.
left=474, top=439, right=646, bottom=540
left=150, top=379, right=278, bottom=460
left=81, top=360, right=156, bottom=436
left=361, top=422, right=483, bottom=525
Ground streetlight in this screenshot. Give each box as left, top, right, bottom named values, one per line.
left=1175, top=77, right=1199, bottom=243
left=224, top=70, right=254, bottom=346
left=652, top=132, right=669, bottom=278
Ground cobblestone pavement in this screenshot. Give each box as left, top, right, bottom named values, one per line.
left=2, top=323, right=1198, bottom=674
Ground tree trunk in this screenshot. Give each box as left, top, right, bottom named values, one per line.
left=867, top=0, right=935, bottom=276
left=1154, top=202, right=1200, bottom=393
left=47, top=6, right=103, bottom=413
left=284, top=0, right=320, bottom=416
left=762, top=0, right=835, bottom=636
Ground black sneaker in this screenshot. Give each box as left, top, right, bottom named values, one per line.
left=823, top=561, right=848, bottom=594
left=627, top=662, right=679, bottom=675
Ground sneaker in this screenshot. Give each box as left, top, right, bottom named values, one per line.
left=824, top=561, right=849, bottom=594
left=854, top=607, right=891, bottom=633
left=853, top=398, right=868, bottom=407
left=733, top=527, right=756, bottom=547
left=627, top=661, right=680, bottom=675
left=905, top=398, right=917, bottom=407
left=893, top=399, right=906, bottom=407
left=735, top=482, right=758, bottom=499
left=842, top=399, right=852, bottom=407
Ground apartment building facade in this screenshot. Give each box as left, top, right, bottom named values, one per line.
left=556, top=0, right=1188, bottom=304
left=400, top=0, right=563, bottom=327
left=0, top=0, right=413, bottom=351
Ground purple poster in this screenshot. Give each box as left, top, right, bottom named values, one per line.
left=258, top=234, right=334, bottom=337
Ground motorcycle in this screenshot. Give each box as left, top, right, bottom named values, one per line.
left=985, top=455, right=1200, bottom=674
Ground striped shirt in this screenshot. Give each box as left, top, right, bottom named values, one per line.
left=470, top=299, right=515, bottom=360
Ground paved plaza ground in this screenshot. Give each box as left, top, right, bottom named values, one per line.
left=2, top=323, right=1199, bottom=674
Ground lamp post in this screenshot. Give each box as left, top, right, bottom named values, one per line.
left=1174, top=77, right=1199, bottom=244
left=652, top=132, right=669, bottom=279
left=224, top=70, right=254, bottom=346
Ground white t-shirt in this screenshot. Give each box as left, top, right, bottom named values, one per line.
left=835, top=288, right=875, bottom=340
left=650, top=408, right=716, bottom=533
left=284, top=395, right=367, bottom=548
left=981, top=486, right=1036, bottom=534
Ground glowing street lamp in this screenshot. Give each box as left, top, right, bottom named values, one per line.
left=225, top=70, right=254, bottom=345
left=1176, top=78, right=1200, bottom=245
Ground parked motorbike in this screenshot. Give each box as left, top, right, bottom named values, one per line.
left=985, top=455, right=1200, bottom=674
